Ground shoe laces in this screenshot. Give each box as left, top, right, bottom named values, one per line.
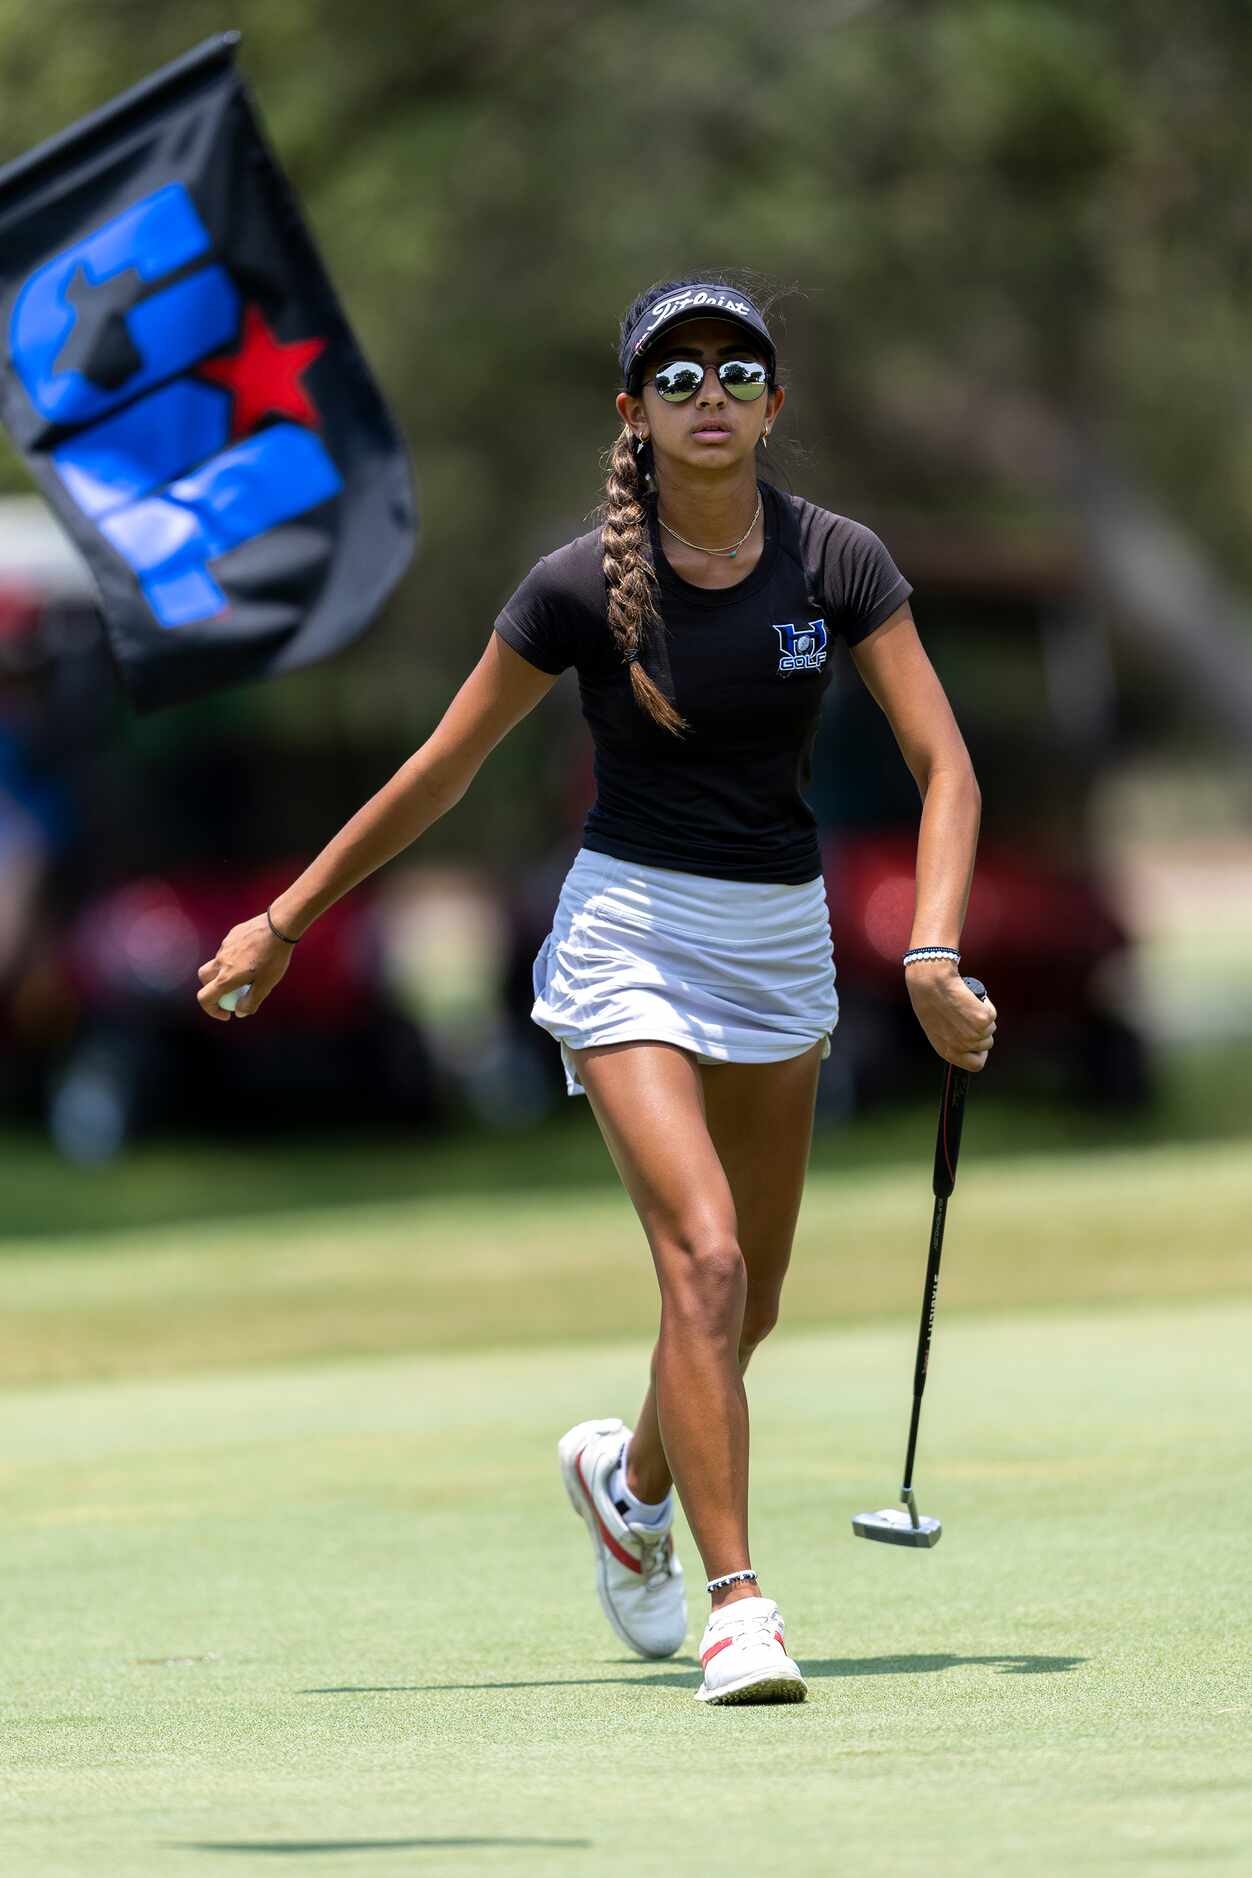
left=712, top=1600, right=782, bottom=1649
left=632, top=1525, right=675, bottom=1591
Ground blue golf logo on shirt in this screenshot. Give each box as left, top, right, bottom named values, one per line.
left=8, top=181, right=342, bottom=629
left=772, top=619, right=828, bottom=674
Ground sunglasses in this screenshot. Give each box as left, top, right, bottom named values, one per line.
left=647, top=358, right=770, bottom=403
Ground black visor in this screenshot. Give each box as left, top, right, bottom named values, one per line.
left=620, top=285, right=775, bottom=393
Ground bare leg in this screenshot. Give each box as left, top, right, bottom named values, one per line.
left=623, top=1041, right=826, bottom=1510
left=570, top=1040, right=753, bottom=1606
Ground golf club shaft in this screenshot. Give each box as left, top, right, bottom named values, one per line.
left=901, top=980, right=986, bottom=1498
left=901, top=1185, right=952, bottom=1495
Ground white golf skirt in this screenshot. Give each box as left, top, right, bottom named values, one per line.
left=530, top=846, right=839, bottom=1097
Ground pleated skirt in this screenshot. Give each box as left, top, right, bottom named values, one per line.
left=530, top=846, right=840, bottom=1097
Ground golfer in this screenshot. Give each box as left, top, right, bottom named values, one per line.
left=198, top=274, right=996, bottom=1707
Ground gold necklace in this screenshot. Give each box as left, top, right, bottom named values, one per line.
left=658, top=492, right=762, bottom=559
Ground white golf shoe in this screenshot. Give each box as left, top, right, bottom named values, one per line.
left=695, top=1595, right=808, bottom=1705
left=557, top=1417, right=687, bottom=1660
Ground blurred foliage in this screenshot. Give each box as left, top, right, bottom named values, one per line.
left=0, top=0, right=1249, bottom=850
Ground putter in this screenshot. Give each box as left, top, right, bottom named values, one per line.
left=852, top=977, right=988, bottom=1550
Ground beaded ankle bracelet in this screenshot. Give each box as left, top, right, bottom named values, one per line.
left=706, top=1569, right=758, bottom=1593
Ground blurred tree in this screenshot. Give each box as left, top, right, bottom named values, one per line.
left=1, top=0, right=1249, bottom=844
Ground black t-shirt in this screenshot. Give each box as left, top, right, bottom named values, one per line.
left=492, top=480, right=911, bottom=883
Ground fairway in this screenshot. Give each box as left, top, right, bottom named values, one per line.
left=5, top=1139, right=1252, bottom=1386
left=4, top=1296, right=1250, bottom=1876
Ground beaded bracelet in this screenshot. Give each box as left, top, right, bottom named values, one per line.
left=706, top=1568, right=758, bottom=1593
left=902, top=946, right=960, bottom=968
left=266, top=903, right=300, bottom=945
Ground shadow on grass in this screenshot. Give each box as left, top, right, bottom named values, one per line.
left=300, top=1652, right=1085, bottom=1695
left=804, top=1653, right=1086, bottom=1677
left=300, top=1675, right=703, bottom=1693
left=175, top=1841, right=590, bottom=1856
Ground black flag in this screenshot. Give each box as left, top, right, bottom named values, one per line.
left=0, top=34, right=417, bottom=712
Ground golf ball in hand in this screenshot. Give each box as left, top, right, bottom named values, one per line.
left=218, top=982, right=253, bottom=1014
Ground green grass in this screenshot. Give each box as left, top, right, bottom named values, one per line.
left=3, top=1307, right=1250, bottom=1876
left=3, top=1135, right=1250, bottom=1387
left=4, top=1034, right=1251, bottom=1245
left=3, top=1077, right=1251, bottom=1875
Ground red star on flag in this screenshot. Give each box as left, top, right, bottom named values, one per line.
left=195, top=303, right=327, bottom=440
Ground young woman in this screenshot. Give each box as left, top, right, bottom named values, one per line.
left=198, top=274, right=995, bottom=1708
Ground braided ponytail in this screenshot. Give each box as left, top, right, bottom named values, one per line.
left=598, top=268, right=789, bottom=737
left=599, top=426, right=690, bottom=738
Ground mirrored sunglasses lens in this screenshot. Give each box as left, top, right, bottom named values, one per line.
left=653, top=361, right=703, bottom=401
left=720, top=360, right=768, bottom=400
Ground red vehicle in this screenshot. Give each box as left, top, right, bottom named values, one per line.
left=810, top=519, right=1150, bottom=1112
left=0, top=500, right=441, bottom=1160
left=44, top=865, right=438, bottom=1161
left=821, top=830, right=1146, bottom=1113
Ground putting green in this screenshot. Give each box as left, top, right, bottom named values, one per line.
left=3, top=1300, right=1249, bottom=1876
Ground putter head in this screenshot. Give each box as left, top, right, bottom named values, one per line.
left=851, top=1507, right=942, bottom=1548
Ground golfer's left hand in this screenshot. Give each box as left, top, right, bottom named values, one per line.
left=906, top=963, right=996, bottom=1072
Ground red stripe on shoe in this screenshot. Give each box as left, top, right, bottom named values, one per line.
left=574, top=1447, right=642, bottom=1574
left=775, top=1631, right=785, bottom=1646
left=701, top=1635, right=736, bottom=1668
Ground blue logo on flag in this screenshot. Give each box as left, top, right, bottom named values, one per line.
left=8, top=181, right=341, bottom=627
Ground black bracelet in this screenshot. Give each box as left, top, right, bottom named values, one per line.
left=902, top=945, right=960, bottom=968
left=266, top=903, right=299, bottom=945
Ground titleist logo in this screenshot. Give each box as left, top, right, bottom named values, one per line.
left=634, top=289, right=755, bottom=351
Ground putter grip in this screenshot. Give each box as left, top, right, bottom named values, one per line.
left=931, top=977, right=987, bottom=1198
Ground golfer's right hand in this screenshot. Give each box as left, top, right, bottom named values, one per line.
left=196, top=913, right=293, bottom=1022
